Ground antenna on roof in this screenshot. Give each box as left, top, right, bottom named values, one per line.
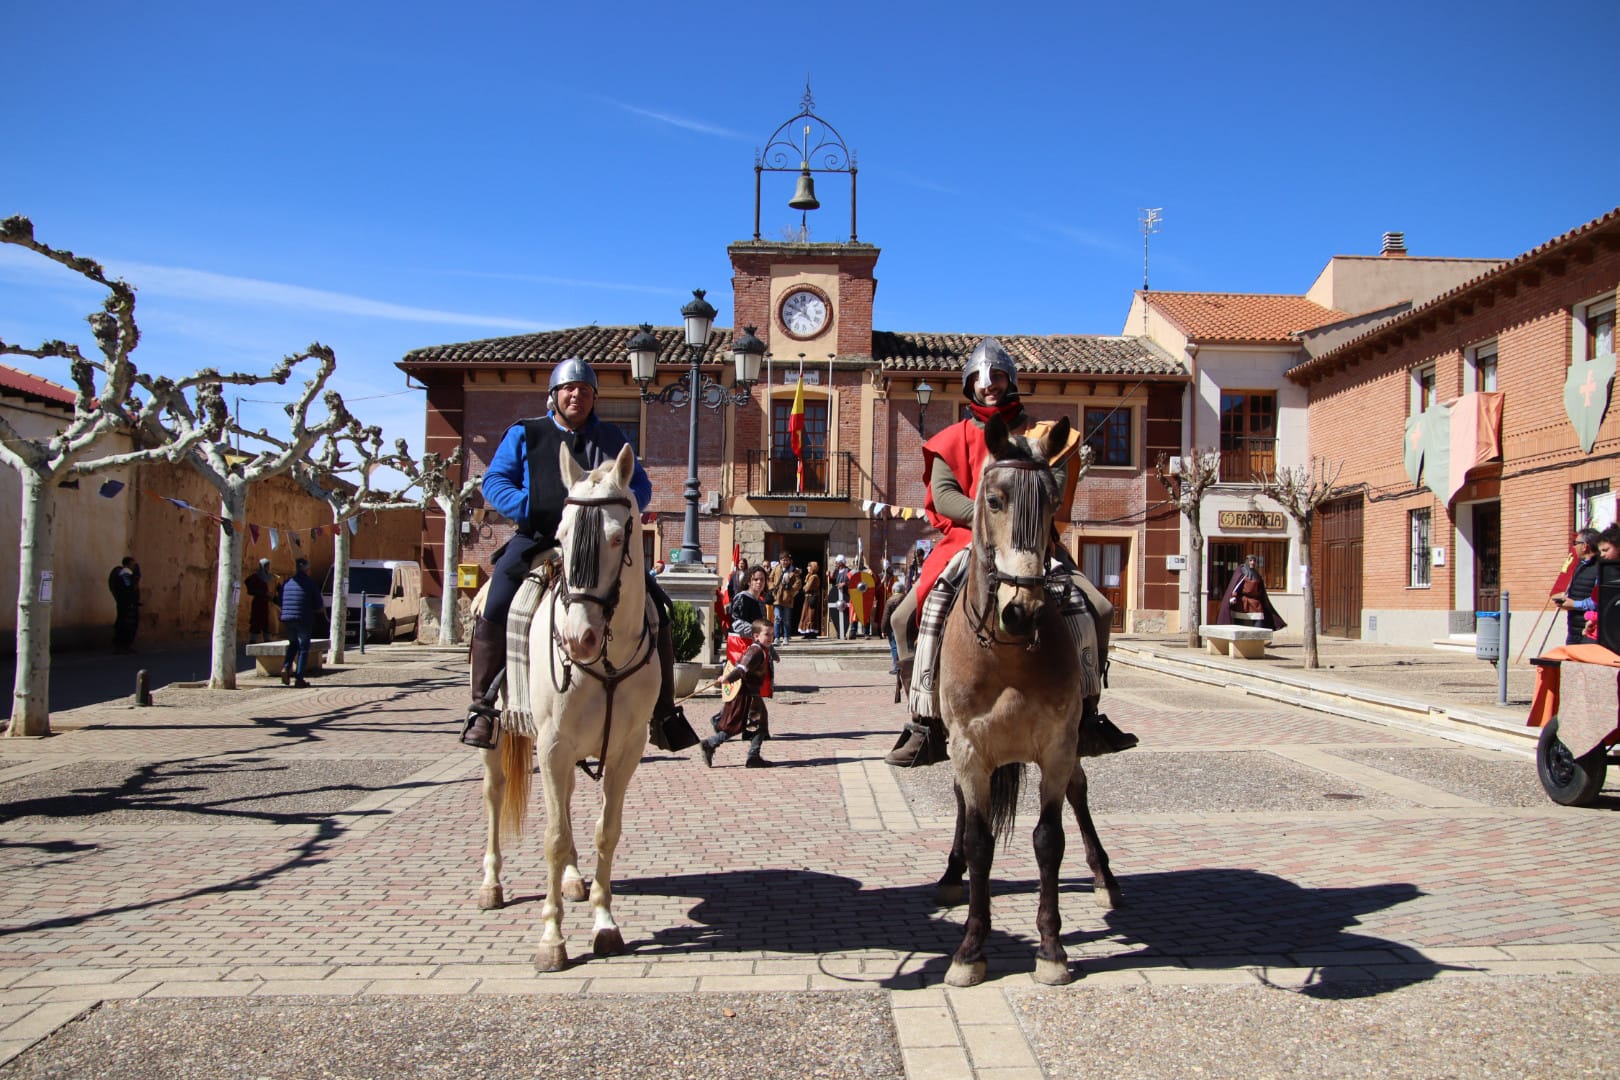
left=1139, top=208, right=1163, bottom=292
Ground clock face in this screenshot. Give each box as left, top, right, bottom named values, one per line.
left=779, top=288, right=830, bottom=339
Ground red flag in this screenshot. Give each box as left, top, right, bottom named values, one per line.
left=1550, top=546, right=1577, bottom=597
left=788, top=373, right=807, bottom=494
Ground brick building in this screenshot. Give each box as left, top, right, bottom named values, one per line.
left=1123, top=238, right=1498, bottom=633
left=1288, top=207, right=1620, bottom=651
left=397, top=237, right=1191, bottom=631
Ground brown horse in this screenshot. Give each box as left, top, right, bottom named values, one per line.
left=932, top=415, right=1121, bottom=987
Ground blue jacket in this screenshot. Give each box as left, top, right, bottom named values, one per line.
left=483, top=412, right=651, bottom=527
left=277, top=571, right=321, bottom=625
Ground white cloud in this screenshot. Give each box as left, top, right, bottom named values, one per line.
left=602, top=97, right=745, bottom=139
left=0, top=247, right=552, bottom=332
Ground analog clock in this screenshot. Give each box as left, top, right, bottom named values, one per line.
left=779, top=287, right=831, bottom=339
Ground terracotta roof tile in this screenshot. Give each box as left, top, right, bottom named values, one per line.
left=1143, top=292, right=1346, bottom=344
left=874, top=332, right=1183, bottom=376
left=401, top=327, right=1185, bottom=379
left=0, top=364, right=75, bottom=407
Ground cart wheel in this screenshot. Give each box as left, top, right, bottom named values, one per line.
left=1537, top=716, right=1608, bottom=807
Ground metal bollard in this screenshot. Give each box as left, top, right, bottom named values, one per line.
left=1498, top=591, right=1510, bottom=706
left=358, top=592, right=367, bottom=655
left=135, top=669, right=151, bottom=707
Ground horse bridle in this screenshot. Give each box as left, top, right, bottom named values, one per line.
left=967, top=457, right=1056, bottom=650
left=546, top=491, right=654, bottom=781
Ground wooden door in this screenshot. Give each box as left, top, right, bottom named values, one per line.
left=1473, top=502, right=1501, bottom=613
left=1320, top=496, right=1364, bottom=639
left=1081, top=541, right=1127, bottom=630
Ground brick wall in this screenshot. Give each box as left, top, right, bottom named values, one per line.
left=1303, top=232, right=1620, bottom=644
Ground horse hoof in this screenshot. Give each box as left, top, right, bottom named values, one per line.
left=561, top=876, right=589, bottom=903
left=534, top=942, right=569, bottom=972
left=592, top=927, right=626, bottom=957
left=1033, top=957, right=1072, bottom=986
left=1096, top=884, right=1123, bottom=909
left=944, top=959, right=987, bottom=987
left=934, top=883, right=965, bottom=907
left=477, top=885, right=505, bottom=910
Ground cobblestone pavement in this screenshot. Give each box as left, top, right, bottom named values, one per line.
left=1, top=639, right=1617, bottom=1078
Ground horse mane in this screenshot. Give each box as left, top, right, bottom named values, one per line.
left=975, top=432, right=1060, bottom=555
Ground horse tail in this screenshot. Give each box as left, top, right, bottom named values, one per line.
left=988, top=762, right=1024, bottom=849
left=499, top=733, right=534, bottom=841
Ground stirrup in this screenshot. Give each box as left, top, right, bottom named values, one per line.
left=461, top=702, right=500, bottom=750
left=651, top=704, right=700, bottom=752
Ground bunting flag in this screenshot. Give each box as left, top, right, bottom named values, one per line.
left=1401, top=392, right=1504, bottom=503
left=1564, top=352, right=1616, bottom=453
left=347, top=516, right=360, bottom=535
left=249, top=524, right=260, bottom=544
left=788, top=367, right=807, bottom=494
left=269, top=528, right=280, bottom=551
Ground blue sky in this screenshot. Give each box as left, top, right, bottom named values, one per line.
left=5, top=1, right=1616, bottom=462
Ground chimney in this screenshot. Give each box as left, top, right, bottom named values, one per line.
left=1381, top=231, right=1408, bottom=257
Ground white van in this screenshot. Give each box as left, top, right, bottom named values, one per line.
left=321, top=559, right=421, bottom=643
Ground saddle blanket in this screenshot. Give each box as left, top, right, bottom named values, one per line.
left=910, top=551, right=1102, bottom=719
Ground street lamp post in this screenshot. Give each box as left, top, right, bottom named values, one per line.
left=627, top=291, right=765, bottom=569
left=915, top=379, right=934, bottom=435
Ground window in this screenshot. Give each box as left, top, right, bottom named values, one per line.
left=1409, top=508, right=1432, bottom=588
left=1082, top=407, right=1132, bottom=467
left=770, top=394, right=829, bottom=493
left=1411, top=363, right=1437, bottom=414
left=596, top=398, right=642, bottom=457
left=1574, top=479, right=1611, bottom=532
left=1209, top=540, right=1288, bottom=602
left=1468, top=342, right=1497, bottom=393
left=1217, top=391, right=1276, bottom=483
left=1577, top=295, right=1616, bottom=363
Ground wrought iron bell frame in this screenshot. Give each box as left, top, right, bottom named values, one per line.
left=753, top=85, right=857, bottom=242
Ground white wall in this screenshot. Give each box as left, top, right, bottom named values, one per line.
left=0, top=399, right=137, bottom=648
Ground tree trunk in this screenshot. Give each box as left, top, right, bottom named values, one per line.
left=209, top=486, right=247, bottom=690
left=1299, top=516, right=1319, bottom=669
left=8, top=469, right=55, bottom=736
left=436, top=494, right=463, bottom=646
left=328, top=517, right=349, bottom=665
left=1185, top=521, right=1205, bottom=649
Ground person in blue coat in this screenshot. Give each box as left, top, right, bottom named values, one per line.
left=275, top=557, right=320, bottom=688
left=462, top=357, right=695, bottom=752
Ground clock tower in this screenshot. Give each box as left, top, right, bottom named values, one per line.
left=732, top=87, right=877, bottom=359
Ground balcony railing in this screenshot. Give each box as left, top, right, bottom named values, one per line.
left=1218, top=437, right=1277, bottom=484
left=745, top=449, right=853, bottom=501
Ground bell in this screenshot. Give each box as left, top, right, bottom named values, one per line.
left=788, top=169, right=820, bottom=211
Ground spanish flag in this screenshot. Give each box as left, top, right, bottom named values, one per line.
left=788, top=373, right=807, bottom=492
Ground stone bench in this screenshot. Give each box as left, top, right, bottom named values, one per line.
left=245, top=640, right=331, bottom=677
left=1201, top=624, right=1273, bottom=660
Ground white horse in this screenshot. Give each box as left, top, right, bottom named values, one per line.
left=476, top=443, right=660, bottom=971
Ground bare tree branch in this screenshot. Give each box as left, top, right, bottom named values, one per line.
left=1155, top=449, right=1222, bottom=647
left=1256, top=457, right=1346, bottom=669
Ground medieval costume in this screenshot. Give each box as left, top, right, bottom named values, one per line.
left=700, top=638, right=774, bottom=768
left=245, top=560, right=274, bottom=644
left=1215, top=559, right=1287, bottom=631
left=797, top=562, right=825, bottom=637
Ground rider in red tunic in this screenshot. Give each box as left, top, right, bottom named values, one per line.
left=886, top=337, right=1137, bottom=766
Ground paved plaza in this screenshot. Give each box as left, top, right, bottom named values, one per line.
left=1, top=637, right=1617, bottom=1078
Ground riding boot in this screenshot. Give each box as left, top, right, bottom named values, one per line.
left=461, top=617, right=504, bottom=749
left=886, top=659, right=949, bottom=766
left=1078, top=696, right=1138, bottom=757
left=649, top=620, right=700, bottom=752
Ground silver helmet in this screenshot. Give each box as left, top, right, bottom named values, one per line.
left=960, top=337, right=1018, bottom=401
left=547, top=357, right=599, bottom=395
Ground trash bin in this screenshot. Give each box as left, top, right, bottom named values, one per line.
left=1475, top=611, right=1500, bottom=662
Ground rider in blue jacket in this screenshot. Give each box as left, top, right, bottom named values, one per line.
left=462, top=358, right=693, bottom=752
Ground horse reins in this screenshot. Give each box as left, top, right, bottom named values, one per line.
left=545, top=492, right=654, bottom=782
left=966, top=457, right=1055, bottom=651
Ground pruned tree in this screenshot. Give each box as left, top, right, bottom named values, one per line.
left=0, top=217, right=214, bottom=736
left=139, top=350, right=352, bottom=689
left=1155, top=449, right=1222, bottom=648
left=291, top=422, right=419, bottom=665
left=395, top=447, right=480, bottom=646
left=1257, top=457, right=1345, bottom=669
